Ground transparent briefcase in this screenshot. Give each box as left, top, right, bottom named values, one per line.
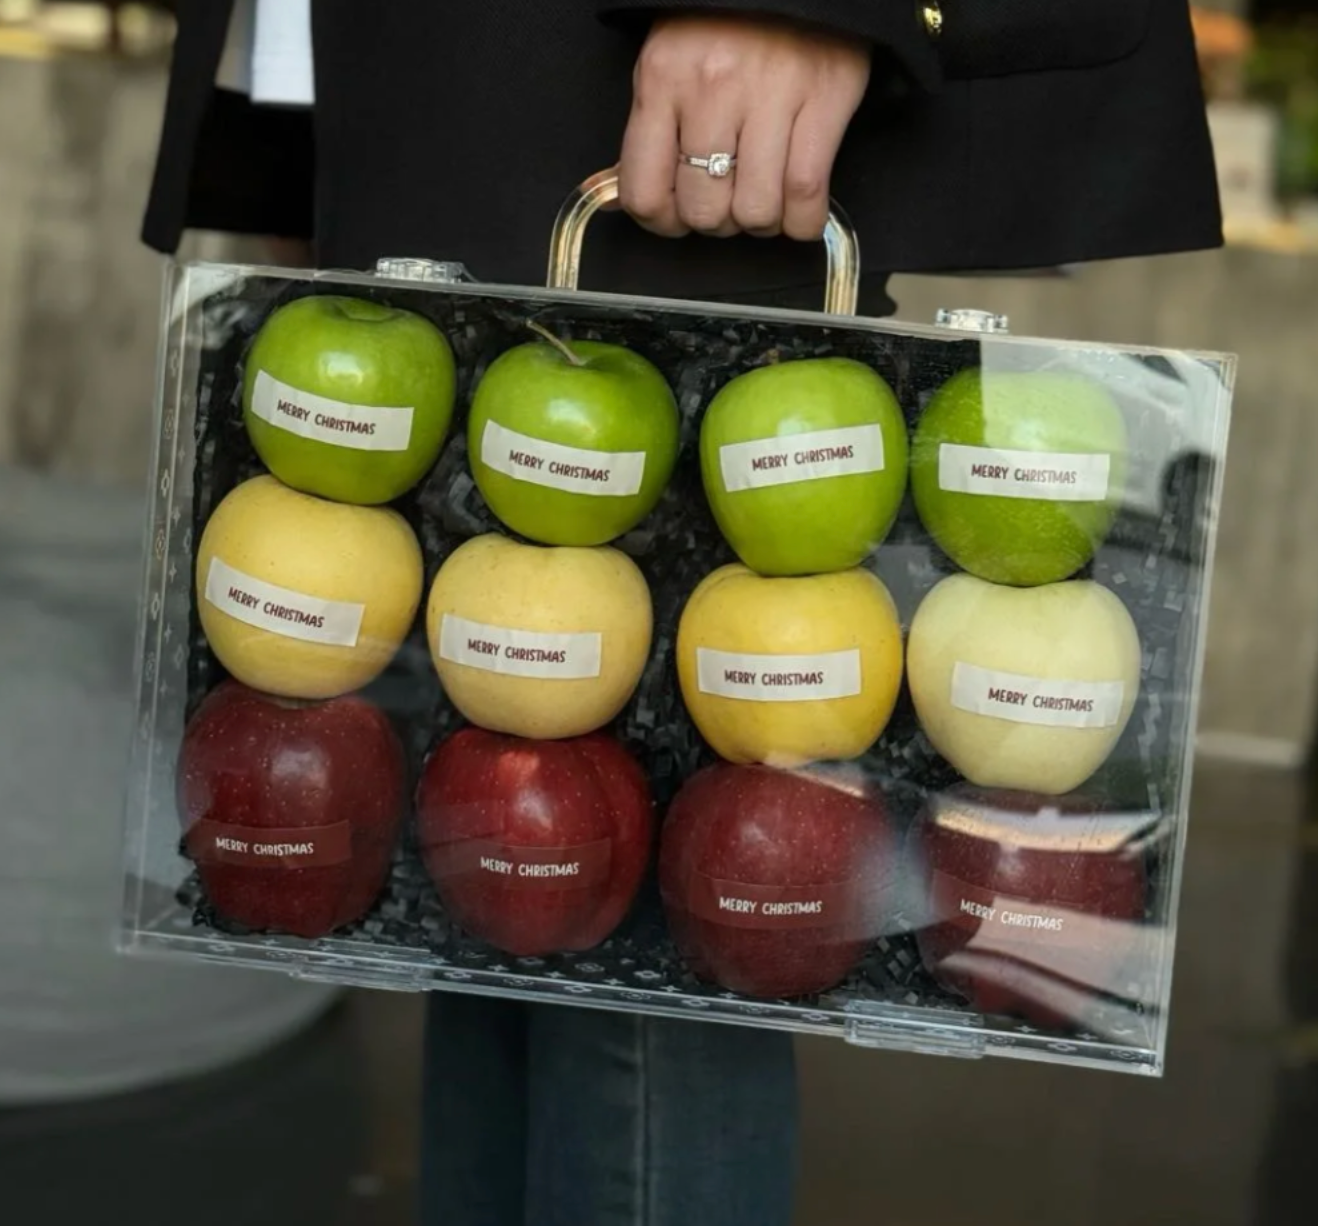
left=120, top=171, right=1235, bottom=1076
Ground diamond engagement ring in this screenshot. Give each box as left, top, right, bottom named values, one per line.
left=679, top=152, right=737, bottom=178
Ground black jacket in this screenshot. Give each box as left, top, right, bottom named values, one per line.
left=143, top=1, right=1221, bottom=313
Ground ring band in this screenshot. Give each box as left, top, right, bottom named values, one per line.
left=679, top=152, right=737, bottom=179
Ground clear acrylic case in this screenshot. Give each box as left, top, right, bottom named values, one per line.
left=120, top=173, right=1235, bottom=1075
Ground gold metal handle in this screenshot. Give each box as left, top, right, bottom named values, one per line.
left=547, top=168, right=862, bottom=317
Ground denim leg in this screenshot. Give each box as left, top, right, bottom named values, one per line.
left=525, top=1006, right=798, bottom=1226
left=419, top=993, right=529, bottom=1226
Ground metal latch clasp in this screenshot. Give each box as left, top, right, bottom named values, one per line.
left=374, top=257, right=472, bottom=284
left=935, top=307, right=1011, bottom=334
left=842, top=1007, right=987, bottom=1059
left=293, top=965, right=427, bottom=993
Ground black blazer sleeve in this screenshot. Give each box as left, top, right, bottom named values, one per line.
left=599, top=0, right=1164, bottom=87
left=596, top=0, right=943, bottom=89
left=142, top=0, right=314, bottom=254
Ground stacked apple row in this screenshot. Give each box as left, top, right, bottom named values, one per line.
left=179, top=291, right=1146, bottom=1012
left=175, top=296, right=668, bottom=971
left=179, top=295, right=451, bottom=948
left=897, top=366, right=1147, bottom=1025
left=672, top=347, right=1146, bottom=1012
left=179, top=293, right=892, bottom=996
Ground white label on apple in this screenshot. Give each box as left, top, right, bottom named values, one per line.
left=950, top=662, right=1125, bottom=729
left=438, top=614, right=602, bottom=680
left=718, top=424, right=885, bottom=492
left=204, top=558, right=365, bottom=646
left=695, top=648, right=862, bottom=702
left=937, top=443, right=1111, bottom=502
left=479, top=421, right=646, bottom=497
left=249, top=370, right=415, bottom=452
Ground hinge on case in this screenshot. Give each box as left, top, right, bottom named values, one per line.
left=842, top=1009, right=987, bottom=1059
left=935, top=307, right=1011, bottom=334
left=292, top=965, right=426, bottom=993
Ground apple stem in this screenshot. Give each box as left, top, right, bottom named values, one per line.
left=527, top=319, right=587, bottom=367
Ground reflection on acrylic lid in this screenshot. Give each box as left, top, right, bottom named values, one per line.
left=942, top=886, right=1159, bottom=1004
left=929, top=788, right=1164, bottom=855
left=937, top=946, right=1160, bottom=1040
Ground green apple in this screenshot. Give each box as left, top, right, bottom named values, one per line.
left=910, top=368, right=1128, bottom=586
left=243, top=295, right=456, bottom=505
left=468, top=335, right=679, bottom=546
left=698, top=358, right=908, bottom=576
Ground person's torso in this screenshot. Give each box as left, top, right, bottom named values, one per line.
left=150, top=0, right=1220, bottom=312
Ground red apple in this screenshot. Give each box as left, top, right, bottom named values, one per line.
left=912, top=785, right=1154, bottom=1027
left=416, top=728, right=653, bottom=957
left=660, top=763, right=895, bottom=999
left=177, top=680, right=405, bottom=938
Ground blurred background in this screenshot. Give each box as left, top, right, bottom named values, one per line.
left=2, top=1, right=1318, bottom=1224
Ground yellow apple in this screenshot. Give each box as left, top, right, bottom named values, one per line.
left=907, top=573, right=1141, bottom=795
left=676, top=564, right=903, bottom=767
left=197, top=475, right=423, bottom=700
left=426, top=534, right=652, bottom=739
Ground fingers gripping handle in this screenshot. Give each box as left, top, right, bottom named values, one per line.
left=547, top=169, right=862, bottom=317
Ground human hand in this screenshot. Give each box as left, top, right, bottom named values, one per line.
left=617, top=15, right=870, bottom=241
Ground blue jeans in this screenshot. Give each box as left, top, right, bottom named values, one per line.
left=420, top=994, right=798, bottom=1226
